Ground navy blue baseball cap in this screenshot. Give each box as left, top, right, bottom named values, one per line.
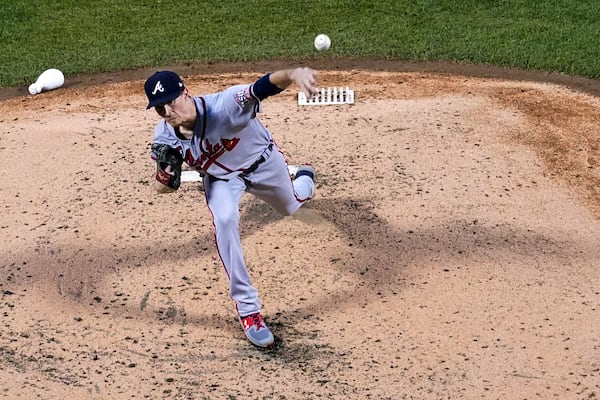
left=144, top=71, right=185, bottom=109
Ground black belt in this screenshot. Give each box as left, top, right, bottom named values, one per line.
left=241, top=143, right=273, bottom=175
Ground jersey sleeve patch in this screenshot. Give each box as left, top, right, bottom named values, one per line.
left=235, top=86, right=252, bottom=108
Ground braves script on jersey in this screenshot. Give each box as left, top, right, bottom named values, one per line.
left=151, top=85, right=271, bottom=179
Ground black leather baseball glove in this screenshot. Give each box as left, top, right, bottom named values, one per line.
left=151, top=143, right=183, bottom=190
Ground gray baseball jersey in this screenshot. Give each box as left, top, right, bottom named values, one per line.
left=151, top=84, right=272, bottom=179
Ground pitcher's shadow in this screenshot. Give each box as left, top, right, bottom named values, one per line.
left=1, top=193, right=582, bottom=343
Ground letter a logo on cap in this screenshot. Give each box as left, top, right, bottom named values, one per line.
left=152, top=81, right=164, bottom=95
left=144, top=71, right=185, bottom=109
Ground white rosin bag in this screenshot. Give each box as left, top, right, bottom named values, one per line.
left=29, top=69, right=65, bottom=95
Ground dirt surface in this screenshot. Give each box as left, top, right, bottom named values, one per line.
left=1, top=58, right=599, bottom=399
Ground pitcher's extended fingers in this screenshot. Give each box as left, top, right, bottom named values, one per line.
left=292, top=67, right=318, bottom=97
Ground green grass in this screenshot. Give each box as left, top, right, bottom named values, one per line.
left=1, top=0, right=600, bottom=88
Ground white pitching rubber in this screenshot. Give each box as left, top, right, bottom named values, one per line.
left=181, top=170, right=202, bottom=182
left=181, top=166, right=301, bottom=183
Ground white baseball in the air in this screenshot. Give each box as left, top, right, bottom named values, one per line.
left=314, top=34, right=331, bottom=51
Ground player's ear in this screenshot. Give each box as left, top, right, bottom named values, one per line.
left=182, top=88, right=194, bottom=102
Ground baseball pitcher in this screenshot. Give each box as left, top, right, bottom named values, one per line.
left=144, top=67, right=318, bottom=347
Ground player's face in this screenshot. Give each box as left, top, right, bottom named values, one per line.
left=154, top=90, right=195, bottom=127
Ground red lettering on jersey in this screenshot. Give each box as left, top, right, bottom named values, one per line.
left=184, top=148, right=196, bottom=166
left=222, top=138, right=240, bottom=151
left=185, top=137, right=241, bottom=172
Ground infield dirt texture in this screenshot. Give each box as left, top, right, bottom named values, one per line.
left=1, top=59, right=599, bottom=399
